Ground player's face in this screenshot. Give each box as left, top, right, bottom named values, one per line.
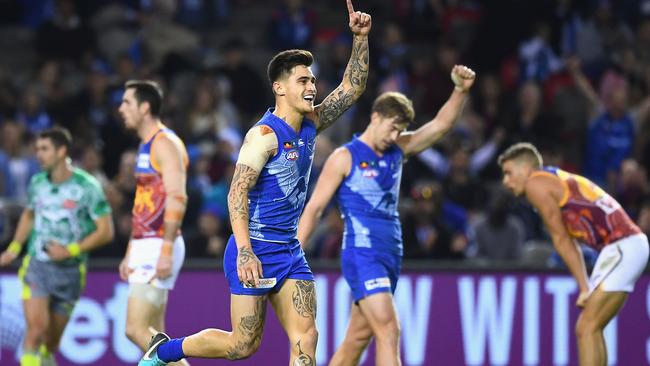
left=118, top=88, right=144, bottom=130
left=501, top=160, right=530, bottom=196
left=35, top=138, right=65, bottom=171
left=372, top=113, right=406, bottom=151
left=282, top=65, right=317, bottom=114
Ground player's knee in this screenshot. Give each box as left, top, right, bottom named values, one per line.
left=288, top=325, right=319, bottom=354
left=390, top=319, right=401, bottom=336
left=353, top=327, right=373, bottom=345
left=375, top=319, right=400, bottom=344
left=300, top=325, right=319, bottom=346
left=381, top=315, right=401, bottom=333
left=124, top=323, right=142, bottom=344
left=25, top=322, right=48, bottom=340
left=226, top=336, right=262, bottom=360
left=575, top=317, right=600, bottom=338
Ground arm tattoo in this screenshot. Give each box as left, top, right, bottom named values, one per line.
left=237, top=247, right=255, bottom=267
left=317, top=87, right=356, bottom=132
left=228, top=163, right=259, bottom=222
left=293, top=340, right=315, bottom=366
left=227, top=296, right=267, bottom=360
left=317, top=36, right=369, bottom=132
left=347, top=35, right=369, bottom=89
left=292, top=280, right=316, bottom=319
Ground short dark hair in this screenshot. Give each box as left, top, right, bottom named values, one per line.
left=267, top=49, right=314, bottom=85
left=124, top=80, right=164, bottom=117
left=497, top=142, right=543, bottom=168
left=371, top=92, right=415, bottom=125
left=38, top=127, right=72, bottom=155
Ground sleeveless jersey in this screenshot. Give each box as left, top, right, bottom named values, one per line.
left=337, top=137, right=404, bottom=255
left=539, top=167, right=641, bottom=251
left=132, top=127, right=188, bottom=239
left=248, top=109, right=317, bottom=243
left=26, top=168, right=111, bottom=264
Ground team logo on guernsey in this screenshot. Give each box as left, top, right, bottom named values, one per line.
left=283, top=141, right=295, bottom=149
left=360, top=161, right=379, bottom=178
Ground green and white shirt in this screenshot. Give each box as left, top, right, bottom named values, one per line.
left=26, top=168, right=111, bottom=264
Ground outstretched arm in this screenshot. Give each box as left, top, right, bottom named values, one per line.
left=228, top=125, right=277, bottom=287
left=397, top=65, right=476, bottom=157
left=526, top=175, right=589, bottom=306
left=297, top=148, right=351, bottom=247
left=566, top=56, right=600, bottom=120
left=313, top=0, right=370, bottom=132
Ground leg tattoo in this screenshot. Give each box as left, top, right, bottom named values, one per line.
left=292, top=280, right=316, bottom=319
left=227, top=297, right=266, bottom=359
left=293, top=340, right=314, bottom=366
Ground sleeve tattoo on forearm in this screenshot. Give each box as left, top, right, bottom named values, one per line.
left=317, top=37, right=369, bottom=131
left=228, top=163, right=259, bottom=221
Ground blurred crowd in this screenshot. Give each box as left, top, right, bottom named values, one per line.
left=0, top=0, right=649, bottom=266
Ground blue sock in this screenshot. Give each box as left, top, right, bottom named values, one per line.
left=157, top=337, right=186, bottom=362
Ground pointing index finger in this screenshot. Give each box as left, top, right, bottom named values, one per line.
left=346, top=0, right=354, bottom=14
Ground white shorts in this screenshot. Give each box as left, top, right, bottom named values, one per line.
left=589, top=233, right=649, bottom=293
left=127, top=236, right=185, bottom=290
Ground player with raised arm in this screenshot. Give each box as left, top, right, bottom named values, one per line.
left=138, top=1, right=370, bottom=365
left=117, top=80, right=190, bottom=366
left=0, top=127, right=114, bottom=366
left=298, top=65, right=476, bottom=366
left=498, top=142, right=649, bottom=366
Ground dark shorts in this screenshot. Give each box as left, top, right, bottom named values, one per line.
left=18, top=255, right=86, bottom=316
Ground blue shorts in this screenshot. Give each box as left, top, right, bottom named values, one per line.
left=341, top=248, right=402, bottom=302
left=224, top=235, right=314, bottom=296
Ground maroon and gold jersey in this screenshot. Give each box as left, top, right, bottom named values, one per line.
left=132, top=128, right=188, bottom=239
left=534, top=167, right=641, bottom=251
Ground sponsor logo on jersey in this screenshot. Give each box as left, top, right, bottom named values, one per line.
left=286, top=150, right=299, bottom=161
left=364, top=277, right=391, bottom=291
left=137, top=153, right=150, bottom=169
